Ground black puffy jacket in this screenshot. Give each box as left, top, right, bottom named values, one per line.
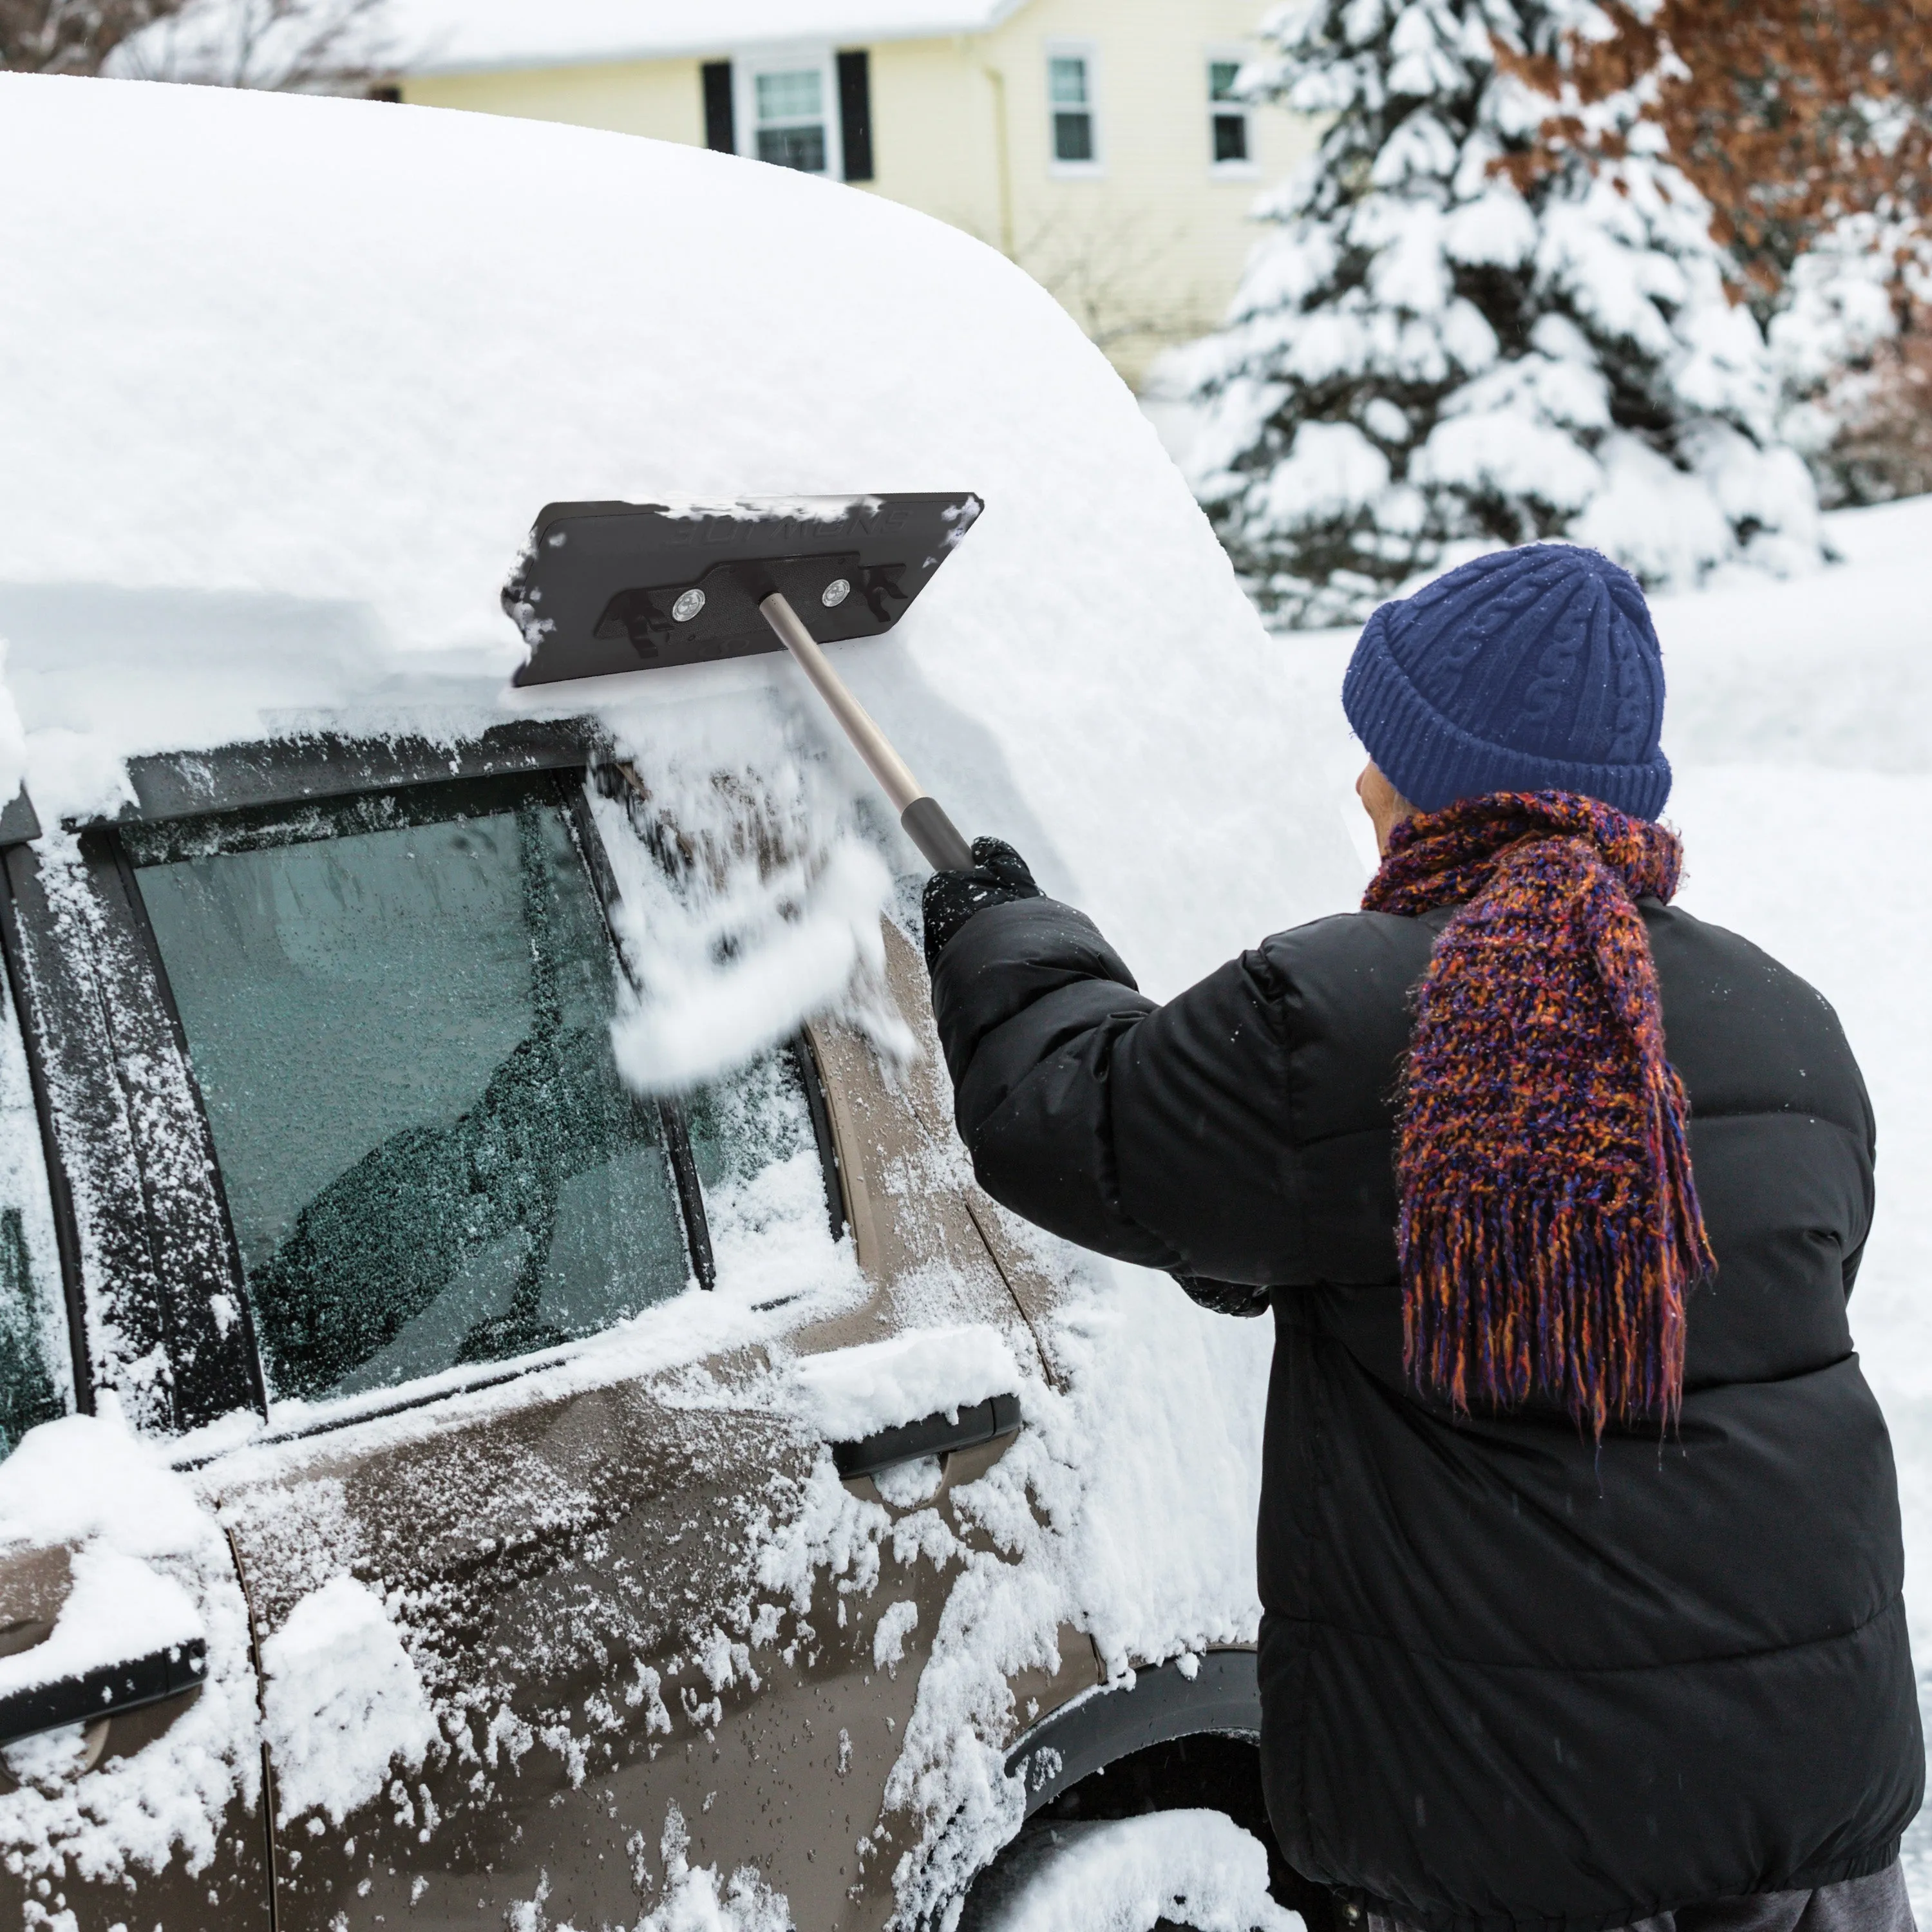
left=931, top=893, right=1921, bottom=1932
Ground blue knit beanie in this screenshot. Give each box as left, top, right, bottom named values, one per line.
left=1341, top=544, right=1671, bottom=819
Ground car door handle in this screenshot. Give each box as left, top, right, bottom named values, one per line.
left=832, top=1392, right=1021, bottom=1481
left=0, top=1638, right=209, bottom=1748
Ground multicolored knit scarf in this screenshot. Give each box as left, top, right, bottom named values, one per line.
left=1361, top=790, right=1714, bottom=1437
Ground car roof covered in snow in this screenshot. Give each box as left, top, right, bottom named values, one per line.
left=390, top=0, right=1030, bottom=75
left=0, top=75, right=1356, bottom=999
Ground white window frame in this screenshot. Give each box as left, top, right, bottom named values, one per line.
left=1045, top=39, right=1103, bottom=177
left=734, top=43, right=844, bottom=182
left=1206, top=46, right=1259, bottom=178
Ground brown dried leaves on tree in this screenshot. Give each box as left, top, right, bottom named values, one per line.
left=1497, top=1, right=1932, bottom=305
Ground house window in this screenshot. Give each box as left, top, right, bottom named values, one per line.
left=754, top=64, right=830, bottom=173
left=1047, top=48, right=1098, bottom=168
left=1209, top=57, right=1253, bottom=169
left=714, top=54, right=869, bottom=182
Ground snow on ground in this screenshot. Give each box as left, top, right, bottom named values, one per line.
left=1258, top=489, right=1932, bottom=1917
left=963, top=1810, right=1300, bottom=1932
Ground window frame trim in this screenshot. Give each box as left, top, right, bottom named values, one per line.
left=1045, top=38, right=1103, bottom=178
left=0, top=878, right=91, bottom=1425
left=109, top=833, right=270, bottom=1423
left=0, top=831, right=263, bottom=1437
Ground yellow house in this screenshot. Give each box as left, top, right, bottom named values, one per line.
left=392, top=1, right=1316, bottom=388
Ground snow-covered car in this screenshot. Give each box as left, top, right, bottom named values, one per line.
left=0, top=73, right=1359, bottom=1932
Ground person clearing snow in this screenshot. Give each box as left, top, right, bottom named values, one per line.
left=921, top=542, right=1922, bottom=1932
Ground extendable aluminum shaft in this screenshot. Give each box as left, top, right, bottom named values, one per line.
left=759, top=591, right=974, bottom=873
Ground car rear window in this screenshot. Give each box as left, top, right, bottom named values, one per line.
left=131, top=776, right=696, bottom=1406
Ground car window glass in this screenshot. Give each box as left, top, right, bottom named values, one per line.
left=0, top=971, right=68, bottom=1458
left=132, top=782, right=694, bottom=1408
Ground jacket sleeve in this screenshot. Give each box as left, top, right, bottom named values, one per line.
left=928, top=895, right=1304, bottom=1286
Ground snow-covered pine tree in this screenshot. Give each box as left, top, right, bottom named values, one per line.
left=1176, top=0, right=1823, bottom=627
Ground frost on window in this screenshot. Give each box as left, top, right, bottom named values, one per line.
left=685, top=1048, right=817, bottom=1198
left=0, top=1213, right=62, bottom=1458
left=132, top=784, right=693, bottom=1407
left=685, top=1047, right=839, bottom=1285
left=0, top=968, right=68, bottom=1459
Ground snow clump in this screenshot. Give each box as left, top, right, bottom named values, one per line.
left=967, top=1809, right=1302, bottom=1932
left=260, top=1573, right=438, bottom=1828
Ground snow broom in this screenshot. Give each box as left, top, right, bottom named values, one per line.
left=504, top=495, right=980, bottom=872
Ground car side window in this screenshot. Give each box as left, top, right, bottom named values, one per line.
left=0, top=962, right=69, bottom=1457
left=128, top=775, right=694, bottom=1408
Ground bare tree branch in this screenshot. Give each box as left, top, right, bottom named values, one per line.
left=1017, top=210, right=1218, bottom=365
left=108, top=0, right=392, bottom=92
left=1, top=0, right=189, bottom=75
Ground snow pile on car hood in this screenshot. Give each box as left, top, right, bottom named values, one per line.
left=0, top=72, right=1359, bottom=1018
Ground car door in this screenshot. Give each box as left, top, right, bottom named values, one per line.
left=23, top=723, right=1077, bottom=1932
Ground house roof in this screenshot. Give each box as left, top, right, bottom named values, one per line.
left=390, top=0, right=1033, bottom=77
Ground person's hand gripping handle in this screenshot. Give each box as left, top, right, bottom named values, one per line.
left=757, top=591, right=974, bottom=871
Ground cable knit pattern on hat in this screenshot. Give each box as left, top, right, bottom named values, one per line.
left=1343, top=545, right=1672, bottom=817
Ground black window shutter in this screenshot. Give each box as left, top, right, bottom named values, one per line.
left=702, top=61, right=735, bottom=153
left=838, top=50, right=873, bottom=181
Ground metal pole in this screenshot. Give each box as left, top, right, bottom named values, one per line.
left=759, top=591, right=974, bottom=873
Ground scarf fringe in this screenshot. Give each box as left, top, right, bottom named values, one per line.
left=1398, top=1063, right=1711, bottom=1435
left=1368, top=790, right=1716, bottom=1439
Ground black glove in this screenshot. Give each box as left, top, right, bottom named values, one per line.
left=1174, top=1273, right=1272, bottom=1318
left=921, top=836, right=1042, bottom=972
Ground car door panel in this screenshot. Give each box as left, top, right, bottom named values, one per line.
left=217, top=1358, right=1016, bottom=1929
left=803, top=922, right=1073, bottom=1381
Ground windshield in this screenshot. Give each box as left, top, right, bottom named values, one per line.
left=130, top=777, right=692, bottom=1405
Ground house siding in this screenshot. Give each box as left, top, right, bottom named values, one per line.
left=400, top=3, right=1316, bottom=389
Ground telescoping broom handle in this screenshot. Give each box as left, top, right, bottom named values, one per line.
left=759, top=591, right=976, bottom=873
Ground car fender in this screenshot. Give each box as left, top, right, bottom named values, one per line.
left=1004, top=1647, right=1260, bottom=1818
